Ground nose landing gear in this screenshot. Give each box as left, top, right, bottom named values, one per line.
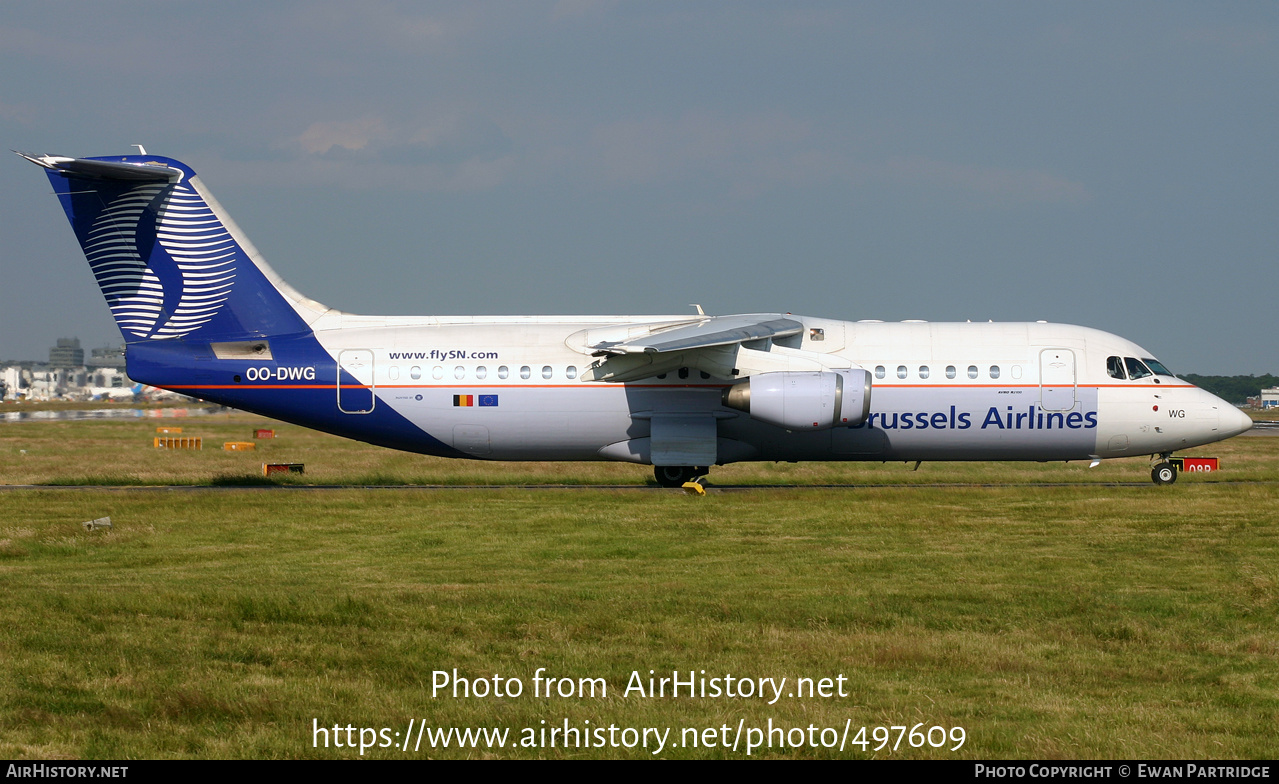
left=1151, top=454, right=1178, bottom=485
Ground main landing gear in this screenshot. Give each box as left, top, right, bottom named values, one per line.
left=1151, top=454, right=1178, bottom=485
left=654, top=465, right=710, bottom=488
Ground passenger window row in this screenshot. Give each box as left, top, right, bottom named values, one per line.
left=874, top=364, right=1006, bottom=381
left=381, top=356, right=1174, bottom=384
left=383, top=364, right=723, bottom=383
left=387, top=365, right=580, bottom=382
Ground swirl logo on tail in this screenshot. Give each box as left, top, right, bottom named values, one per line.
left=84, top=182, right=237, bottom=340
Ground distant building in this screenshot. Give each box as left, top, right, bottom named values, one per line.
left=48, top=337, right=85, bottom=367
left=89, top=345, right=126, bottom=369
left=2, top=339, right=142, bottom=401
left=39, top=366, right=85, bottom=397
left=1262, top=388, right=1279, bottom=410
left=2, top=365, right=27, bottom=400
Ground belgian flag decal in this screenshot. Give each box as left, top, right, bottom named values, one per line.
left=454, top=394, right=499, bottom=407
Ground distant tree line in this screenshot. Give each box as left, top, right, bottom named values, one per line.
left=1180, top=374, right=1279, bottom=405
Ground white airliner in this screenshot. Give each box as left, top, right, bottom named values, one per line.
left=20, top=152, right=1253, bottom=486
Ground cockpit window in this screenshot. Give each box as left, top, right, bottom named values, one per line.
left=1124, top=357, right=1152, bottom=380
left=1106, top=356, right=1126, bottom=379
left=1143, top=358, right=1175, bottom=377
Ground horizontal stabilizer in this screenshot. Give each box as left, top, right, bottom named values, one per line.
left=16, top=152, right=181, bottom=182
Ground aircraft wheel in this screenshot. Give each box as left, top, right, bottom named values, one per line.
left=654, top=466, right=698, bottom=487
left=1151, top=462, right=1177, bottom=485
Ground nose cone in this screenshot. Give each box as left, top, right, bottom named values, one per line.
left=1220, top=404, right=1254, bottom=438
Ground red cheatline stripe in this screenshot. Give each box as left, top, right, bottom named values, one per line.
left=167, top=381, right=1195, bottom=391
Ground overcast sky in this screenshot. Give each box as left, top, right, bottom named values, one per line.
left=2, top=2, right=1274, bottom=374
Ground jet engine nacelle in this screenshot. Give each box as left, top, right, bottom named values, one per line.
left=721, top=369, right=871, bottom=431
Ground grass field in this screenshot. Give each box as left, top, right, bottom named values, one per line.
left=1, top=413, right=1276, bottom=758
left=1, top=408, right=1275, bottom=487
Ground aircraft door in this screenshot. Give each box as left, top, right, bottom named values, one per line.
left=337, top=349, right=375, bottom=414
left=1039, top=348, right=1076, bottom=412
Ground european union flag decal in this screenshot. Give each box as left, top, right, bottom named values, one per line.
left=454, top=394, right=499, bottom=407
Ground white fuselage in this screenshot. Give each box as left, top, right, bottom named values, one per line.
left=303, top=314, right=1250, bottom=464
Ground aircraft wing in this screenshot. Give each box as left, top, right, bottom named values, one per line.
left=590, top=314, right=804, bottom=355
left=579, top=314, right=810, bottom=382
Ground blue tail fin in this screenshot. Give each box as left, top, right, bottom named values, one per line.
left=20, top=153, right=327, bottom=344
